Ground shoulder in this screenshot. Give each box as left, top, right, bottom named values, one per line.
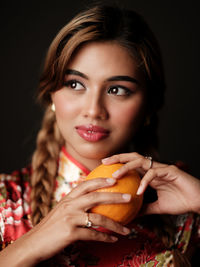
left=0, top=166, right=32, bottom=204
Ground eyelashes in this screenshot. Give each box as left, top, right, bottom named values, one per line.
left=64, top=79, right=134, bottom=96
left=107, top=86, right=132, bottom=96
left=64, top=80, right=85, bottom=91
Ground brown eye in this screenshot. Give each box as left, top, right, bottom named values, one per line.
left=64, top=80, right=85, bottom=91
left=71, top=81, right=77, bottom=88
left=108, top=86, right=131, bottom=96
left=108, top=87, right=119, bottom=94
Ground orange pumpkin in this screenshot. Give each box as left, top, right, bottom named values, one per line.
left=86, top=163, right=143, bottom=225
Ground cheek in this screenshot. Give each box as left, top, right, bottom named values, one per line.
left=56, top=102, right=75, bottom=120
left=110, top=100, right=145, bottom=129
left=52, top=90, right=79, bottom=119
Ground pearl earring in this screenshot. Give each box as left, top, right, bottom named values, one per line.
left=51, top=103, right=55, bottom=112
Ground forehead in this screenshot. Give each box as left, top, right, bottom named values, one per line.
left=67, top=41, right=140, bottom=78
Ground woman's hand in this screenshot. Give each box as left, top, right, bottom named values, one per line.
left=102, top=153, right=200, bottom=216
left=0, top=177, right=131, bottom=267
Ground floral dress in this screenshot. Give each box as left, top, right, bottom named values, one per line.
left=0, top=147, right=199, bottom=266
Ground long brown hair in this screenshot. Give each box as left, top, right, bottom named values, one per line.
left=30, top=5, right=192, bottom=266
left=31, top=1, right=165, bottom=230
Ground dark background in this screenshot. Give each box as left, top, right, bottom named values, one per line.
left=1, top=0, right=200, bottom=177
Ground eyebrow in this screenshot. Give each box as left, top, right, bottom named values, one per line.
left=66, top=69, right=88, bottom=79
left=66, top=69, right=139, bottom=84
left=107, top=76, right=139, bottom=84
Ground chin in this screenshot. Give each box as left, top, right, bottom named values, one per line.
left=80, top=143, right=127, bottom=160
left=82, top=149, right=109, bottom=160
left=78, top=144, right=112, bottom=160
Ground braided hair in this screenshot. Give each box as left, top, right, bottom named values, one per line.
left=31, top=3, right=165, bottom=225
left=30, top=5, right=192, bottom=266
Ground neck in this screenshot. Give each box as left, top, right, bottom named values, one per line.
left=78, top=157, right=102, bottom=171
left=64, top=147, right=102, bottom=171
left=64, top=143, right=132, bottom=171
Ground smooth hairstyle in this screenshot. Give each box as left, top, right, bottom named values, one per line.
left=31, top=5, right=165, bottom=225
left=30, top=5, right=192, bottom=266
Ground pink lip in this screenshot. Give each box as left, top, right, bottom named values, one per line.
left=75, top=124, right=110, bottom=142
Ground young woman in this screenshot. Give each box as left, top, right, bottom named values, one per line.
left=0, top=5, right=199, bottom=267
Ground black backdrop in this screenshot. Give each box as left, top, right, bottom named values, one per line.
left=1, top=0, right=200, bottom=177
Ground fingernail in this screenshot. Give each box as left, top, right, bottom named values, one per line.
left=123, top=227, right=130, bottom=234
left=136, top=186, right=142, bottom=195
left=111, top=236, right=118, bottom=242
left=112, top=170, right=120, bottom=178
left=122, top=194, right=131, bottom=201
left=106, top=178, right=116, bottom=184
left=102, top=158, right=110, bottom=163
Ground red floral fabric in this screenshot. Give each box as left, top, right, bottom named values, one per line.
left=0, top=148, right=199, bottom=266
left=0, top=167, right=32, bottom=248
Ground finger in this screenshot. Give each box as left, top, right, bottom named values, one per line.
left=136, top=168, right=158, bottom=195
left=74, top=227, right=118, bottom=243
left=112, top=158, right=168, bottom=178
left=136, top=166, right=169, bottom=195
left=65, top=177, right=117, bottom=199
left=88, top=213, right=130, bottom=235
left=60, top=212, right=130, bottom=236
left=102, top=152, right=140, bottom=165
left=74, top=191, right=132, bottom=211
left=102, top=154, right=167, bottom=178
left=112, top=158, right=149, bottom=178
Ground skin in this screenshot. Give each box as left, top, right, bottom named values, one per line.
left=0, top=41, right=146, bottom=266
left=0, top=41, right=200, bottom=266
left=0, top=178, right=132, bottom=266
left=102, top=153, right=200, bottom=215
left=51, top=41, right=146, bottom=170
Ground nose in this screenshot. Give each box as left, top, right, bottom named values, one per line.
left=81, top=90, right=108, bottom=120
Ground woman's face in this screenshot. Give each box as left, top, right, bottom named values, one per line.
left=52, top=41, right=146, bottom=169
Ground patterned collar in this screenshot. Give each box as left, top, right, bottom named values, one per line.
left=53, top=147, right=90, bottom=203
